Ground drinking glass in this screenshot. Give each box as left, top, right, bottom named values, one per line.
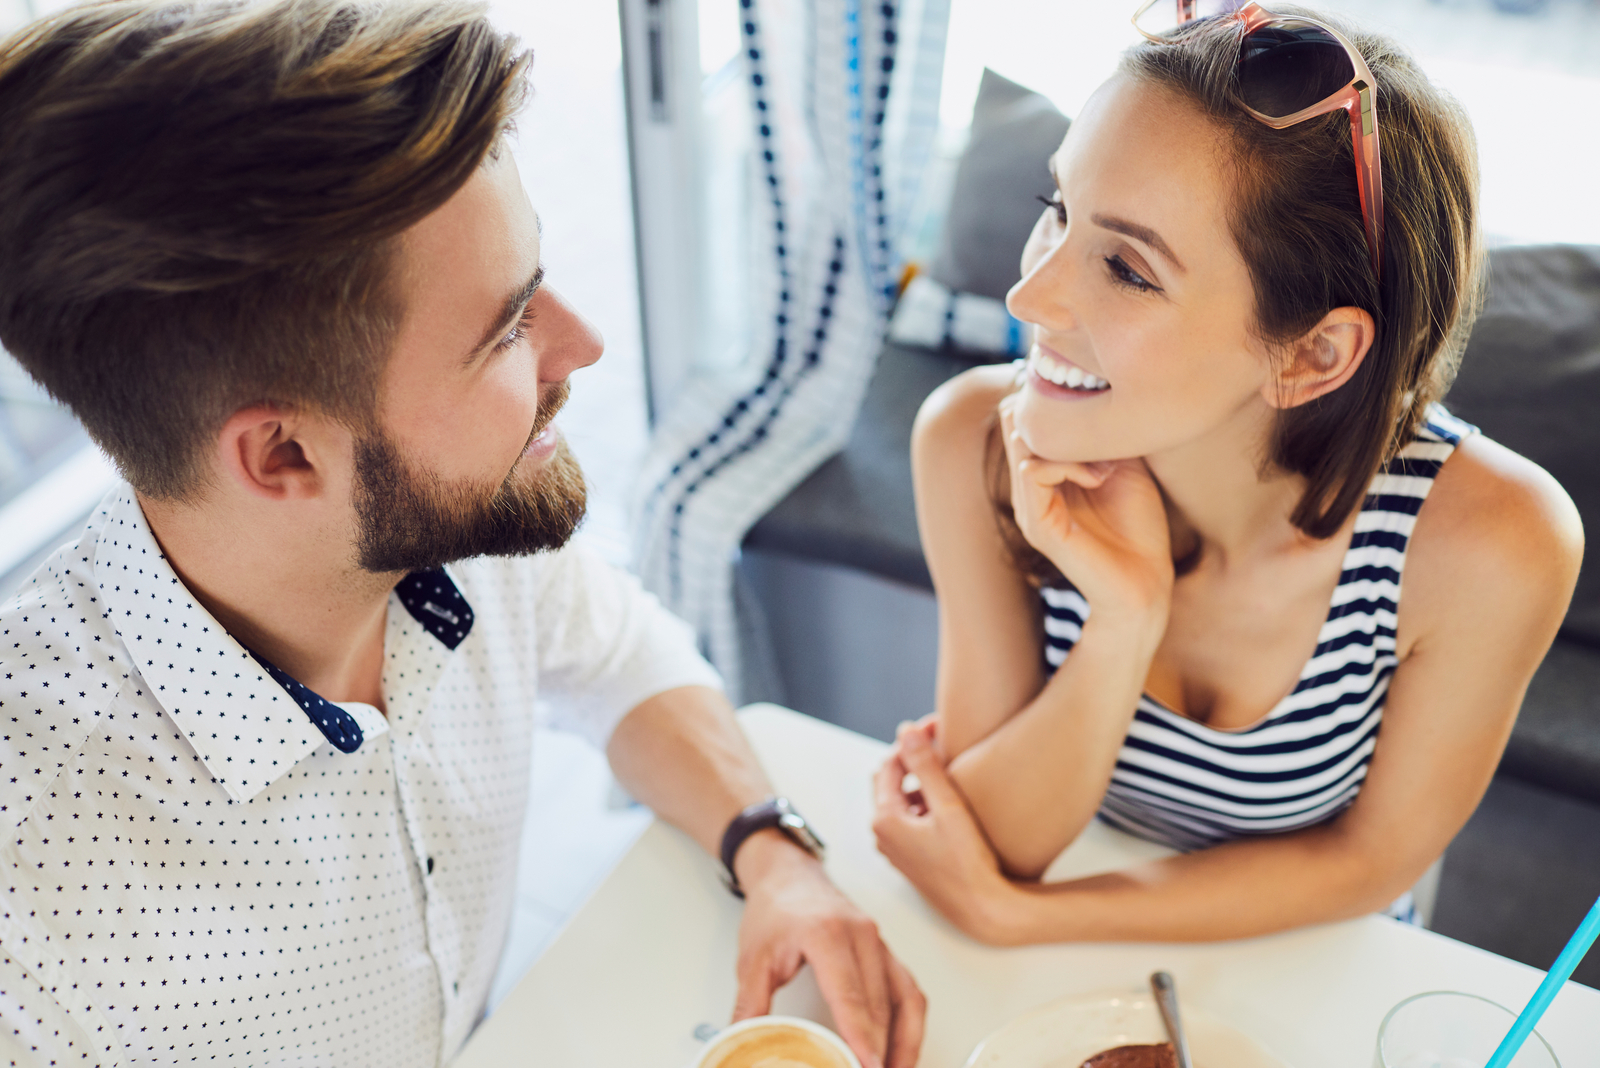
left=1375, top=991, right=1560, bottom=1068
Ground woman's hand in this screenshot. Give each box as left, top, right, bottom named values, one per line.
left=999, top=395, right=1174, bottom=623
left=871, top=721, right=1024, bottom=946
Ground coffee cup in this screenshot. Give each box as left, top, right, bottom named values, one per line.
left=689, top=1015, right=862, bottom=1068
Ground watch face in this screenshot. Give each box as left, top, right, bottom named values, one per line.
left=778, top=811, right=825, bottom=857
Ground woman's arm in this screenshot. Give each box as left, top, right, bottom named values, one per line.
left=911, top=365, right=1050, bottom=759
left=913, top=369, right=1174, bottom=877
left=876, top=434, right=1584, bottom=943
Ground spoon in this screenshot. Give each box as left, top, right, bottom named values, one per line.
left=1150, top=971, right=1195, bottom=1068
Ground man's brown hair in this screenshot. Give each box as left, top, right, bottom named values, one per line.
left=0, top=0, right=529, bottom=499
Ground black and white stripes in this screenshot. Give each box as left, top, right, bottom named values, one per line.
left=1040, top=408, right=1475, bottom=854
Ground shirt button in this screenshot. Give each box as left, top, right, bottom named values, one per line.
left=426, top=856, right=435, bottom=875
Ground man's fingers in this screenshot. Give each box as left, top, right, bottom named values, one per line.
left=730, top=958, right=777, bottom=1024
left=850, top=925, right=894, bottom=1060
left=811, top=932, right=888, bottom=1068
left=885, top=957, right=927, bottom=1068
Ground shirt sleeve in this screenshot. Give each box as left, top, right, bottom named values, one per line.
left=0, top=945, right=116, bottom=1067
left=527, top=538, right=724, bottom=750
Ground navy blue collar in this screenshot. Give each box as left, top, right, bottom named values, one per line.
left=394, top=569, right=475, bottom=650
left=247, top=567, right=475, bottom=754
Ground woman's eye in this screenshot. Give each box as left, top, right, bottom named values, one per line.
left=1035, top=193, right=1067, bottom=226
left=1105, top=255, right=1158, bottom=293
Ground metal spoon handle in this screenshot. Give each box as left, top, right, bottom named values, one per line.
left=1151, top=971, right=1196, bottom=1068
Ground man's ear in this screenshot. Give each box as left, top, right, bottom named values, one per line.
left=1263, top=305, right=1375, bottom=410
left=217, top=405, right=328, bottom=501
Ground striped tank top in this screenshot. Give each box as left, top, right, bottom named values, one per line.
left=1040, top=408, right=1476, bottom=855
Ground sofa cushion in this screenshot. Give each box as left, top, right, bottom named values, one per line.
left=1445, top=244, right=1600, bottom=645
left=743, top=343, right=969, bottom=588
left=928, top=69, right=1070, bottom=304
left=1499, top=636, right=1600, bottom=805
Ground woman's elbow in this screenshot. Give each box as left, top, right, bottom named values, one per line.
left=1322, top=824, right=1443, bottom=919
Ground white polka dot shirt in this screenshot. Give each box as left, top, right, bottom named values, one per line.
left=0, top=488, right=721, bottom=1066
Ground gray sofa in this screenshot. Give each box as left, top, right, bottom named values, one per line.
left=742, top=72, right=1600, bottom=985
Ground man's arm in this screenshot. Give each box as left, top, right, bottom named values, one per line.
left=606, top=686, right=924, bottom=1068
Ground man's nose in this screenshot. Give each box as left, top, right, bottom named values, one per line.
left=532, top=285, right=604, bottom=381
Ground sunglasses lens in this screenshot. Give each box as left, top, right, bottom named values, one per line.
left=1237, top=20, right=1356, bottom=118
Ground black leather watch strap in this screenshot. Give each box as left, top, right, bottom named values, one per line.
left=718, top=796, right=825, bottom=899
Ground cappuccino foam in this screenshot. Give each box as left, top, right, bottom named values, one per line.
left=700, top=1022, right=854, bottom=1068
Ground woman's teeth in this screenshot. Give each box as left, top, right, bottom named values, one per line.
left=1031, top=349, right=1109, bottom=392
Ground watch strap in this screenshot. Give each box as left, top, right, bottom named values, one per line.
left=718, top=796, right=825, bottom=899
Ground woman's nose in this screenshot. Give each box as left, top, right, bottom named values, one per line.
left=1006, top=235, right=1077, bottom=335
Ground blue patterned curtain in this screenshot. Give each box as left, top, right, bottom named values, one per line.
left=632, top=0, right=950, bottom=696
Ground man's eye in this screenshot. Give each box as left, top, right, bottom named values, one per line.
left=494, top=308, right=536, bottom=353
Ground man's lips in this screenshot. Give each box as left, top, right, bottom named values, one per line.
left=522, top=424, right=559, bottom=460
left=520, top=381, right=571, bottom=459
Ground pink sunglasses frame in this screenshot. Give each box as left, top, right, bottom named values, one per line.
left=1132, top=0, right=1385, bottom=279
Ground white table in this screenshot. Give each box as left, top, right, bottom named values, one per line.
left=457, top=706, right=1600, bottom=1067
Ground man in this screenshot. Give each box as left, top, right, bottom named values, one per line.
left=0, top=1, right=924, bottom=1064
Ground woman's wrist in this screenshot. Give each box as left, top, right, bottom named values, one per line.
left=969, top=872, right=1098, bottom=946
left=963, top=867, right=1035, bottom=946
left=1078, top=601, right=1169, bottom=661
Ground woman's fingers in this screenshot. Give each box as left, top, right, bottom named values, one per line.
left=894, top=723, right=964, bottom=815
left=1017, top=456, right=1112, bottom=491
left=873, top=752, right=921, bottom=820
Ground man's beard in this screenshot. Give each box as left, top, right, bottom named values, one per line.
left=351, top=384, right=587, bottom=574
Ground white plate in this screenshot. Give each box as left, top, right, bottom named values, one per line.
left=964, top=988, right=1291, bottom=1068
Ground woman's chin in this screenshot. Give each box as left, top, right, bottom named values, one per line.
left=1013, top=419, right=1124, bottom=466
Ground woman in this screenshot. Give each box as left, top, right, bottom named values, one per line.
left=870, top=4, right=1583, bottom=945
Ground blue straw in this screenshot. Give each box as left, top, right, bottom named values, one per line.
left=1485, top=893, right=1600, bottom=1068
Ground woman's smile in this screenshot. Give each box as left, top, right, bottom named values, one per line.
left=1026, top=343, right=1111, bottom=401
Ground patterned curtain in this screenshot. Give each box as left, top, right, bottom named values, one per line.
left=632, top=0, right=950, bottom=697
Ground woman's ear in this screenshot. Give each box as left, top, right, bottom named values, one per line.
left=1263, top=305, right=1374, bottom=410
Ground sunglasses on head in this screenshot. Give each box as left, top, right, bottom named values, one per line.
left=1132, top=0, right=1384, bottom=280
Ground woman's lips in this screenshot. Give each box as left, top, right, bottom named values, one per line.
left=1026, top=345, right=1111, bottom=402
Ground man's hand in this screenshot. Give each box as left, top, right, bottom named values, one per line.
left=731, top=831, right=925, bottom=1068
left=605, top=689, right=925, bottom=1065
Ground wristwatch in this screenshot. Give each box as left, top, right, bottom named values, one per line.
left=718, top=796, right=826, bottom=899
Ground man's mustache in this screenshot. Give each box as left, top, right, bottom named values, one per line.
left=522, top=379, right=571, bottom=451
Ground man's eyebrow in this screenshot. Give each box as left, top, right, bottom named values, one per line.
left=468, top=264, right=545, bottom=360
left=1091, top=213, right=1187, bottom=273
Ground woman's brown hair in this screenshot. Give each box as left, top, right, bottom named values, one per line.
left=993, top=5, right=1484, bottom=585
left=0, top=0, right=529, bottom=499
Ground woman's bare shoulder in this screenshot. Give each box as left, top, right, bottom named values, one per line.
left=912, top=363, right=1016, bottom=460
left=1406, top=430, right=1583, bottom=620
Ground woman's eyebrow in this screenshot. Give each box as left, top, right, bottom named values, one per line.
left=1092, top=213, right=1187, bottom=273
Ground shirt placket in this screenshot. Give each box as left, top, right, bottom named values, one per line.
left=379, top=592, right=468, bottom=1059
